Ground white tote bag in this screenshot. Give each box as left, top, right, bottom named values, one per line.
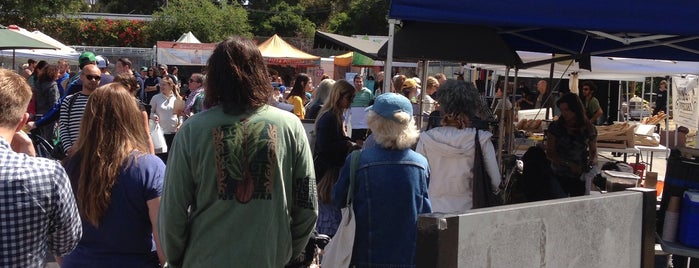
left=149, top=119, right=168, bottom=153
left=321, top=150, right=361, bottom=268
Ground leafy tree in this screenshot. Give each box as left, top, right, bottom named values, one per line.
left=90, top=0, right=161, bottom=15
left=150, top=0, right=252, bottom=43
left=326, top=0, right=388, bottom=35
left=0, top=0, right=87, bottom=27
left=298, top=0, right=332, bottom=29
left=257, top=2, right=316, bottom=38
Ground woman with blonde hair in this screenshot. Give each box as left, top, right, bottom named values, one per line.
left=305, top=79, right=335, bottom=120
left=149, top=76, right=183, bottom=162
left=333, top=93, right=431, bottom=266
left=314, top=79, right=358, bottom=237
left=62, top=83, right=165, bottom=267
left=114, top=73, right=155, bottom=154
left=416, top=79, right=501, bottom=213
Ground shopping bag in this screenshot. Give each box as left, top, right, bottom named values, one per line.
left=149, top=119, right=168, bottom=153
left=321, top=150, right=361, bottom=268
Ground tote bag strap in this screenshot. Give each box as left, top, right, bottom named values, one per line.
left=347, top=149, right=362, bottom=206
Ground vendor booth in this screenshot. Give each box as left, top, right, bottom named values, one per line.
left=257, top=34, right=320, bottom=86
left=385, top=1, right=699, bottom=266
left=156, top=32, right=214, bottom=66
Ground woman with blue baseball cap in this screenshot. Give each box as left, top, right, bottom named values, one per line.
left=332, top=93, right=432, bottom=267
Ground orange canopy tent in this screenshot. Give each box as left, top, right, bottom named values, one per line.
left=258, top=34, right=320, bottom=67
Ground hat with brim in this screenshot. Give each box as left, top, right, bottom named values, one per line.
left=365, top=93, right=413, bottom=122
left=78, top=51, right=96, bottom=69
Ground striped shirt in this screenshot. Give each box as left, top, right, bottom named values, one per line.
left=59, top=93, right=89, bottom=152
left=0, top=138, right=81, bottom=267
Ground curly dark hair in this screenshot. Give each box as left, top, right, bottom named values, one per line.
left=436, top=79, right=485, bottom=119
left=556, top=93, right=595, bottom=134
left=204, top=36, right=272, bottom=115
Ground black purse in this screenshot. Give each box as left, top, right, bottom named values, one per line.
left=472, top=129, right=502, bottom=209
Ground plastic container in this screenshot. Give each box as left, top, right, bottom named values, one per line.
left=678, top=190, right=699, bottom=247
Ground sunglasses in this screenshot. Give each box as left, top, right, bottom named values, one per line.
left=85, top=74, right=101, bottom=81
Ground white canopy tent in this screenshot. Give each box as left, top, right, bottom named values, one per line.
left=482, top=51, right=699, bottom=82
left=176, top=32, right=201, bottom=43
left=0, top=26, right=79, bottom=64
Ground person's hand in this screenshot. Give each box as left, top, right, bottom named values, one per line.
left=152, top=115, right=159, bottom=123
left=66, top=146, right=77, bottom=158
left=569, top=162, right=582, bottom=175
left=26, top=121, right=36, bottom=130
left=11, top=131, right=35, bottom=156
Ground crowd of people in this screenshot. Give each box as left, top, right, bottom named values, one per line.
left=0, top=35, right=609, bottom=268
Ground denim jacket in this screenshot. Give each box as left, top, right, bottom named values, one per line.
left=332, top=146, right=432, bottom=268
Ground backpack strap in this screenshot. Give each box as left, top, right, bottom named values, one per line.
left=347, top=150, right=362, bottom=206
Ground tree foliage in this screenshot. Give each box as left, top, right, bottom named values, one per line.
left=150, top=0, right=252, bottom=43
left=0, top=0, right=392, bottom=47
left=0, top=0, right=87, bottom=27
left=326, top=0, right=389, bottom=36
left=90, top=0, right=161, bottom=15
left=257, top=2, right=316, bottom=38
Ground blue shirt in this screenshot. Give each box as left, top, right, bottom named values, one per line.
left=62, top=153, right=165, bottom=268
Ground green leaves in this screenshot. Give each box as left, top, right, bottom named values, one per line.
left=150, top=0, right=252, bottom=43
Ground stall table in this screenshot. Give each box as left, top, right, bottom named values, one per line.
left=635, top=145, right=670, bottom=172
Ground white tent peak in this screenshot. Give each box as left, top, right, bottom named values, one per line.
left=176, top=32, right=201, bottom=43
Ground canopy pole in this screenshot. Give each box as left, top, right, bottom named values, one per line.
left=12, top=49, right=16, bottom=71
left=497, top=67, right=511, bottom=172
left=649, top=77, right=654, bottom=110
left=666, top=76, right=671, bottom=148
left=509, top=69, right=519, bottom=155
left=417, top=60, right=428, bottom=129
left=383, top=19, right=398, bottom=93
left=618, top=81, right=624, bottom=122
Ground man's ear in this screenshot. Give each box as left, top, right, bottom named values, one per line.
left=14, top=113, right=29, bottom=132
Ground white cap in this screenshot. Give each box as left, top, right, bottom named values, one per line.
left=95, top=55, right=109, bottom=69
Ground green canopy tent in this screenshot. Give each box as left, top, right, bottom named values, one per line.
left=0, top=25, right=59, bottom=69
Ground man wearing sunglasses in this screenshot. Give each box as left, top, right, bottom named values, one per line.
left=59, top=64, right=102, bottom=157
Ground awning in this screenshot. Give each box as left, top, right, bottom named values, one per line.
left=258, top=34, right=320, bottom=67
left=377, top=22, right=523, bottom=67
left=313, top=31, right=383, bottom=60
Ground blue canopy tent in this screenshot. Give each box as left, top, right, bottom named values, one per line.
left=383, top=0, right=699, bottom=194
left=387, top=0, right=699, bottom=62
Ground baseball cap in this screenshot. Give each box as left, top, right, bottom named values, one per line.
left=140, top=66, right=148, bottom=72
left=95, top=55, right=109, bottom=68
left=158, top=64, right=168, bottom=70
left=365, top=93, right=413, bottom=122
left=401, top=78, right=418, bottom=90
left=78, top=52, right=96, bottom=68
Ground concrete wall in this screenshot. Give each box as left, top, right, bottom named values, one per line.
left=416, top=188, right=656, bottom=268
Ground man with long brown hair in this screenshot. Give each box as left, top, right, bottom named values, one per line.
left=0, top=68, right=81, bottom=267
left=159, top=36, right=317, bottom=268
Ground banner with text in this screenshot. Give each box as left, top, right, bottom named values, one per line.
left=156, top=41, right=216, bottom=66
left=672, top=75, right=699, bottom=128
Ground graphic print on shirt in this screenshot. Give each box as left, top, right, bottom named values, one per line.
left=213, top=119, right=277, bottom=203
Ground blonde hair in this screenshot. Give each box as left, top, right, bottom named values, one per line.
left=366, top=110, right=419, bottom=150
left=160, top=76, right=182, bottom=99
left=316, top=80, right=354, bottom=128
left=0, top=68, right=32, bottom=128
left=73, top=83, right=150, bottom=227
